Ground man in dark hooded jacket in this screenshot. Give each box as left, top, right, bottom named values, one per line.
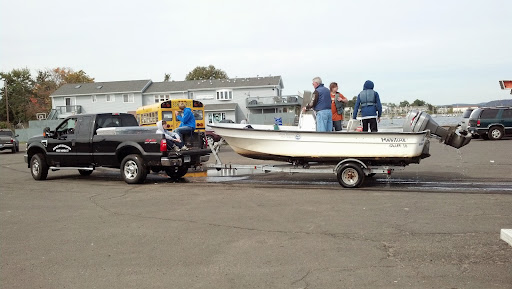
left=353, top=80, right=382, bottom=132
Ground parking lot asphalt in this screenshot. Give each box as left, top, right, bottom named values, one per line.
left=1, top=137, right=511, bottom=288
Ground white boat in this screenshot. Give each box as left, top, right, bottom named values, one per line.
left=209, top=122, right=430, bottom=165
left=209, top=110, right=471, bottom=165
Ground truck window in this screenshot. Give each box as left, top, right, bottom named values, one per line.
left=97, top=114, right=138, bottom=129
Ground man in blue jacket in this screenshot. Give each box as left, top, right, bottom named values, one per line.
left=174, top=102, right=196, bottom=147
left=302, top=76, right=332, bottom=132
left=353, top=80, right=382, bottom=132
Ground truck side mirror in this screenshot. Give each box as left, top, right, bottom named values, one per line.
left=43, top=127, right=53, bottom=138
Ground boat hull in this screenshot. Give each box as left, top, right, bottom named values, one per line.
left=210, top=124, right=430, bottom=164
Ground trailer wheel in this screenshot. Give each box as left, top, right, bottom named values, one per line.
left=121, top=154, right=147, bottom=184
left=78, top=169, right=93, bottom=176
left=30, top=153, right=48, bottom=180
left=336, top=163, right=365, bottom=188
left=165, top=165, right=189, bottom=179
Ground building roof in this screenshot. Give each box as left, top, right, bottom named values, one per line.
left=51, top=80, right=152, bottom=97
left=144, top=76, right=283, bottom=94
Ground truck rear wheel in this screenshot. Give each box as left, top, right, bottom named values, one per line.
left=165, top=166, right=189, bottom=179
left=121, top=154, right=147, bottom=184
left=31, top=153, right=48, bottom=180
left=336, top=162, right=365, bottom=188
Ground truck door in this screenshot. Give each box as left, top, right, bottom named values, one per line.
left=45, top=117, right=78, bottom=166
left=74, top=115, right=94, bottom=165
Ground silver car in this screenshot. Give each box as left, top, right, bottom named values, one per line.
left=0, top=129, right=20, bottom=153
left=458, top=108, right=474, bottom=131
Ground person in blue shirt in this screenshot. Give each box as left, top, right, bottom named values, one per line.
left=174, top=102, right=196, bottom=146
left=353, top=80, right=382, bottom=132
left=302, top=76, right=332, bottom=132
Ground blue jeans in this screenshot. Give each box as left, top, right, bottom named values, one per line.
left=174, top=126, right=194, bottom=143
left=316, top=110, right=333, bottom=132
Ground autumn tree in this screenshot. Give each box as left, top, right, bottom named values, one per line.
left=185, top=65, right=228, bottom=81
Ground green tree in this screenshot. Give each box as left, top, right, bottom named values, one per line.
left=0, top=68, right=34, bottom=124
left=347, top=96, right=357, bottom=109
left=185, top=65, right=228, bottom=81
left=411, top=99, right=426, bottom=106
left=399, top=100, right=410, bottom=107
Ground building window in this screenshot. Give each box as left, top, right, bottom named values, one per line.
left=216, top=90, right=233, bottom=101
left=155, top=94, right=170, bottom=103
left=92, top=95, right=97, bottom=103
left=207, top=112, right=226, bottom=124
left=123, top=94, right=134, bottom=103
left=106, top=94, right=115, bottom=102
left=189, top=91, right=194, bottom=99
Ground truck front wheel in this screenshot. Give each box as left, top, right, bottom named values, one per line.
left=31, top=153, right=48, bottom=180
left=121, top=154, right=147, bottom=184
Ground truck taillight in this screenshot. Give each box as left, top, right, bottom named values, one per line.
left=477, top=120, right=480, bottom=126
left=160, top=139, right=167, bottom=152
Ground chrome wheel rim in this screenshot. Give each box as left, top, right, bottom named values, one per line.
left=124, top=160, right=138, bottom=180
left=342, top=168, right=359, bottom=186
left=491, top=129, right=501, bottom=139
left=31, top=159, right=40, bottom=176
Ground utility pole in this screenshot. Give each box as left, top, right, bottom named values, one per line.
left=4, top=80, right=9, bottom=125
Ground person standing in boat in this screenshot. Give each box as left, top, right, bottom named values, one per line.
left=330, top=82, right=348, bottom=131
left=302, top=77, right=332, bottom=132
left=353, top=80, right=382, bottom=132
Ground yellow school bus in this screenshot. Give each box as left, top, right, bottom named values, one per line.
left=135, top=99, right=205, bottom=131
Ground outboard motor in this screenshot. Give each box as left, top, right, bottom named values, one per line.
left=403, top=110, right=472, bottom=149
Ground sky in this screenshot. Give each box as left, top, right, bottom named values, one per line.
left=1, top=0, right=511, bottom=105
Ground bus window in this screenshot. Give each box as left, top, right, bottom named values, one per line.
left=193, top=110, right=203, bottom=120
left=162, top=111, right=173, bottom=121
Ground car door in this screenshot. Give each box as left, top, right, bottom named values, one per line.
left=74, top=115, right=94, bottom=165
left=45, top=117, right=78, bottom=166
left=501, top=109, right=512, bottom=136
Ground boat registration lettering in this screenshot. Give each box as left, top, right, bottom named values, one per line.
left=381, top=137, right=406, bottom=143
left=389, top=143, right=407, bottom=148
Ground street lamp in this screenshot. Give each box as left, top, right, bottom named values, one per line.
left=0, top=78, right=8, bottom=125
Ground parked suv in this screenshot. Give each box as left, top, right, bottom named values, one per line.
left=467, top=107, right=512, bottom=140
left=0, top=129, right=20, bottom=153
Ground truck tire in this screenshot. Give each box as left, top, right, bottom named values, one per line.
left=31, top=153, right=48, bottom=181
left=78, top=169, right=93, bottom=176
left=488, top=126, right=504, bottom=140
left=165, top=165, right=189, bottom=179
left=121, top=154, right=147, bottom=184
left=336, top=162, right=365, bottom=188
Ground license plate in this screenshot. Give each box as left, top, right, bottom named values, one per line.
left=183, top=155, right=191, bottom=163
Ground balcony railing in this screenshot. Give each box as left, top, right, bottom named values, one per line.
left=246, top=95, right=302, bottom=108
left=52, top=105, right=82, bottom=118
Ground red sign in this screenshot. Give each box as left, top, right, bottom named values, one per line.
left=499, top=80, right=512, bottom=89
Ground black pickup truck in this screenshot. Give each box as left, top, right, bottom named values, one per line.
left=24, top=113, right=210, bottom=184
